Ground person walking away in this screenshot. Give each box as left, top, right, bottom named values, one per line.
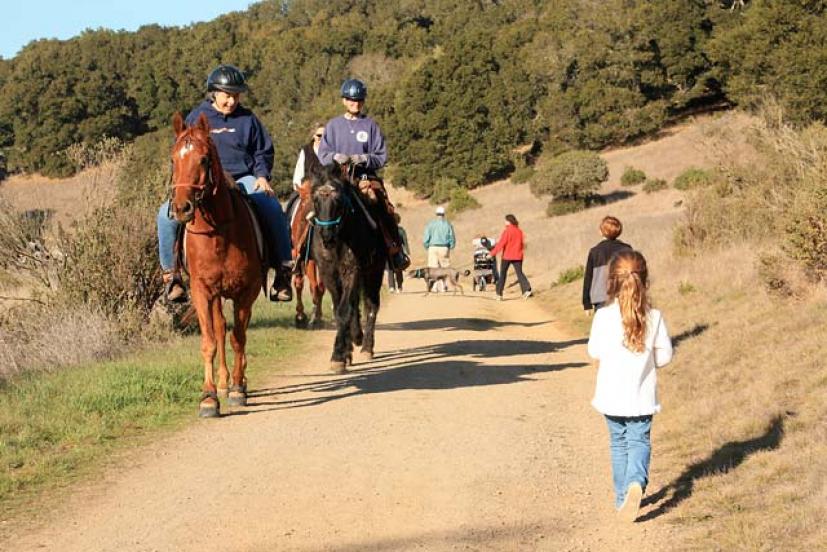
left=285, top=122, right=325, bottom=216
left=583, top=215, right=632, bottom=313
left=422, top=206, right=456, bottom=292
left=490, top=214, right=532, bottom=300
left=317, top=78, right=410, bottom=270
left=157, top=64, right=293, bottom=302
left=387, top=213, right=409, bottom=293
left=587, top=250, right=673, bottom=522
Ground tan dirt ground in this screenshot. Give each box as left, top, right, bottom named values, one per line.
left=4, top=291, right=676, bottom=551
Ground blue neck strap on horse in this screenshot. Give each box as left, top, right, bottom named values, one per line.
left=313, top=215, right=342, bottom=227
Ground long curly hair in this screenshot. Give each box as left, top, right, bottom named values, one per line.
left=606, top=250, right=650, bottom=353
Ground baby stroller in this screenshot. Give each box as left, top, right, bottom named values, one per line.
left=472, top=237, right=497, bottom=291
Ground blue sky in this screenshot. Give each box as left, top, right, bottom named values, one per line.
left=3, top=0, right=257, bottom=59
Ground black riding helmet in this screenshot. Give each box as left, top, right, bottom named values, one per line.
left=340, top=78, right=367, bottom=100
left=206, top=65, right=248, bottom=94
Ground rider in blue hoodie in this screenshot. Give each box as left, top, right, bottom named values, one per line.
left=157, top=65, right=293, bottom=302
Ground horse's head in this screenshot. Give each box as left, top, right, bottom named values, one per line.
left=169, top=112, right=219, bottom=223
left=311, top=166, right=350, bottom=247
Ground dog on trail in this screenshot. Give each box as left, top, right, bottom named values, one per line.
left=408, top=267, right=471, bottom=295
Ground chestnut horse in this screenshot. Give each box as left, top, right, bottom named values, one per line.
left=289, top=179, right=326, bottom=328
left=169, top=112, right=262, bottom=417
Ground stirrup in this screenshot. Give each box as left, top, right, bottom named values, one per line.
left=163, top=271, right=187, bottom=303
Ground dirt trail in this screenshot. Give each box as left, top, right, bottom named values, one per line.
left=7, top=291, right=673, bottom=551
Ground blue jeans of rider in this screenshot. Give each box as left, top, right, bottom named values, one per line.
left=157, top=175, right=292, bottom=271
left=604, top=415, right=652, bottom=509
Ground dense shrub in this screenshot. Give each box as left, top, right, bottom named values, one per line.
left=642, top=178, right=668, bottom=193
left=546, top=197, right=587, bottom=218
left=510, top=166, right=535, bottom=184
left=447, top=187, right=481, bottom=215
left=673, top=167, right=713, bottom=190
left=530, top=150, right=608, bottom=199
left=429, top=177, right=462, bottom=206
left=620, top=166, right=646, bottom=186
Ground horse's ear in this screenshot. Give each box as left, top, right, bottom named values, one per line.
left=196, top=112, right=211, bottom=133
left=172, top=112, right=185, bottom=136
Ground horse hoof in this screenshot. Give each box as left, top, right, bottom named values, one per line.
left=330, top=360, right=347, bottom=374
left=198, top=403, right=220, bottom=418
left=227, top=392, right=247, bottom=407
left=217, top=387, right=229, bottom=399
left=295, top=314, right=309, bottom=329
left=361, top=350, right=374, bottom=361
left=311, top=318, right=323, bottom=329
left=345, top=354, right=353, bottom=367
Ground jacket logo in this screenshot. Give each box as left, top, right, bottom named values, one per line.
left=356, top=130, right=369, bottom=143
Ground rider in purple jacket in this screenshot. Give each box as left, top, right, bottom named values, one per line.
left=318, top=79, right=409, bottom=270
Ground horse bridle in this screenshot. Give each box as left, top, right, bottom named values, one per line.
left=170, top=134, right=214, bottom=209
left=312, top=184, right=353, bottom=228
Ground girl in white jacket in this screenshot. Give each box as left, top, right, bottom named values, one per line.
left=587, top=250, right=673, bottom=521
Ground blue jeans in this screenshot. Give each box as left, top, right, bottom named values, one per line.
left=157, top=175, right=292, bottom=271
left=605, top=415, right=652, bottom=508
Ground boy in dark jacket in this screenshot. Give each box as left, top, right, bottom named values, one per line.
left=583, top=216, right=632, bottom=311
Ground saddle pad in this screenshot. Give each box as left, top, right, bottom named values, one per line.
left=240, top=199, right=266, bottom=261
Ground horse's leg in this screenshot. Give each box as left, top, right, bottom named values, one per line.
left=294, top=269, right=308, bottom=328
left=308, top=260, right=324, bottom=329
left=350, top=287, right=363, bottom=348
left=212, top=298, right=230, bottom=398
left=192, top=292, right=220, bottom=418
left=361, top=265, right=384, bottom=360
left=228, top=290, right=256, bottom=407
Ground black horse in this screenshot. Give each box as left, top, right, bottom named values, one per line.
left=310, top=165, right=387, bottom=372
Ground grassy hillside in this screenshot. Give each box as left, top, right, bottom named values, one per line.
left=396, top=109, right=826, bottom=549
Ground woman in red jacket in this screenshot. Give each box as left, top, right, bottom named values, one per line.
left=490, top=214, right=533, bottom=300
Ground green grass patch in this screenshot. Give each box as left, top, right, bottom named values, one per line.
left=553, top=265, right=585, bottom=286
left=621, top=166, right=647, bottom=186
left=0, top=299, right=306, bottom=516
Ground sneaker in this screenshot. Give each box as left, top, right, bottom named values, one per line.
left=522, top=290, right=533, bottom=299
left=162, top=271, right=187, bottom=303
left=618, top=482, right=643, bottom=522
left=495, top=295, right=503, bottom=301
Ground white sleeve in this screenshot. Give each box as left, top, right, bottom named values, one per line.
left=587, top=312, right=604, bottom=360
left=292, top=149, right=306, bottom=188
left=653, top=314, right=673, bottom=368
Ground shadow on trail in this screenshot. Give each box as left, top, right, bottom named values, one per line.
left=235, top=359, right=586, bottom=415
left=671, top=323, right=710, bottom=351
left=377, top=317, right=552, bottom=332
left=638, top=414, right=786, bottom=522
left=275, top=519, right=564, bottom=552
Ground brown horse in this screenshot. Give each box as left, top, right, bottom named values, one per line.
left=169, top=112, right=262, bottom=417
left=289, top=179, right=326, bottom=328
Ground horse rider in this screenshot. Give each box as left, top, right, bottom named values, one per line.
left=317, top=78, right=410, bottom=271
left=157, top=64, right=293, bottom=303
left=284, top=121, right=326, bottom=225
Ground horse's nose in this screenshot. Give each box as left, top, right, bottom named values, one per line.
left=180, top=201, right=194, bottom=217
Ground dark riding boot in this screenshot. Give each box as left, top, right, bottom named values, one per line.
left=269, top=262, right=293, bottom=302
left=370, top=182, right=411, bottom=271
left=163, top=270, right=187, bottom=303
